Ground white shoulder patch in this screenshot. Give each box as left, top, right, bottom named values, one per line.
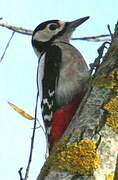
left=38, top=53, right=46, bottom=101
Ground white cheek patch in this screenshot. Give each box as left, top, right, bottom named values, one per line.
left=33, top=30, right=51, bottom=42
left=33, top=24, right=65, bottom=42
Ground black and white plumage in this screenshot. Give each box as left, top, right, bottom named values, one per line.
left=32, top=17, right=90, bottom=137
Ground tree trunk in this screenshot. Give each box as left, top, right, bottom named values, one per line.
left=37, top=22, right=118, bottom=180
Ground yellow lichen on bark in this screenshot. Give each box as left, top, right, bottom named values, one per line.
left=105, top=172, right=114, bottom=180
left=45, top=139, right=100, bottom=175
left=92, top=69, right=118, bottom=92
left=103, top=95, right=118, bottom=133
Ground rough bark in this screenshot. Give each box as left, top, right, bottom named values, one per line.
left=37, top=22, right=118, bottom=180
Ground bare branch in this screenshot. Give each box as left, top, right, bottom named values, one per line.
left=0, top=22, right=111, bottom=42
left=0, top=22, right=32, bottom=35
left=72, top=34, right=111, bottom=42
left=0, top=31, right=15, bottom=63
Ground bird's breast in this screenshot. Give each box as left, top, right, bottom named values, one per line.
left=54, top=42, right=89, bottom=107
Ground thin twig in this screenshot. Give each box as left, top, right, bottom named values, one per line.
left=114, top=154, right=118, bottom=180
left=18, top=55, right=46, bottom=180
left=18, top=168, right=24, bottom=180
left=35, top=119, right=45, bottom=132
left=24, top=94, right=39, bottom=180
left=72, top=34, right=111, bottom=42
left=107, top=24, right=112, bottom=36
left=0, top=31, right=15, bottom=63
left=24, top=54, right=42, bottom=180
left=0, top=22, right=111, bottom=42
left=107, top=24, right=113, bottom=41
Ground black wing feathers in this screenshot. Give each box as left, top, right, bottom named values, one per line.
left=41, top=45, right=62, bottom=128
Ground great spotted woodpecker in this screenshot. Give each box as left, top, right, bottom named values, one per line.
left=32, top=17, right=90, bottom=148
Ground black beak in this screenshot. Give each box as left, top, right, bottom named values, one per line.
left=67, top=16, right=90, bottom=32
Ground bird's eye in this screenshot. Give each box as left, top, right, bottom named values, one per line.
left=49, top=23, right=59, bottom=30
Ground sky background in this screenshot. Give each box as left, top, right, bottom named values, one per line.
left=0, top=0, right=117, bottom=180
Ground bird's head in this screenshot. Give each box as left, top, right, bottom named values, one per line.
left=32, top=16, right=89, bottom=57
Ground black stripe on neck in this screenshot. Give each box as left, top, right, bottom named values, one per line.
left=32, top=40, right=52, bottom=54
